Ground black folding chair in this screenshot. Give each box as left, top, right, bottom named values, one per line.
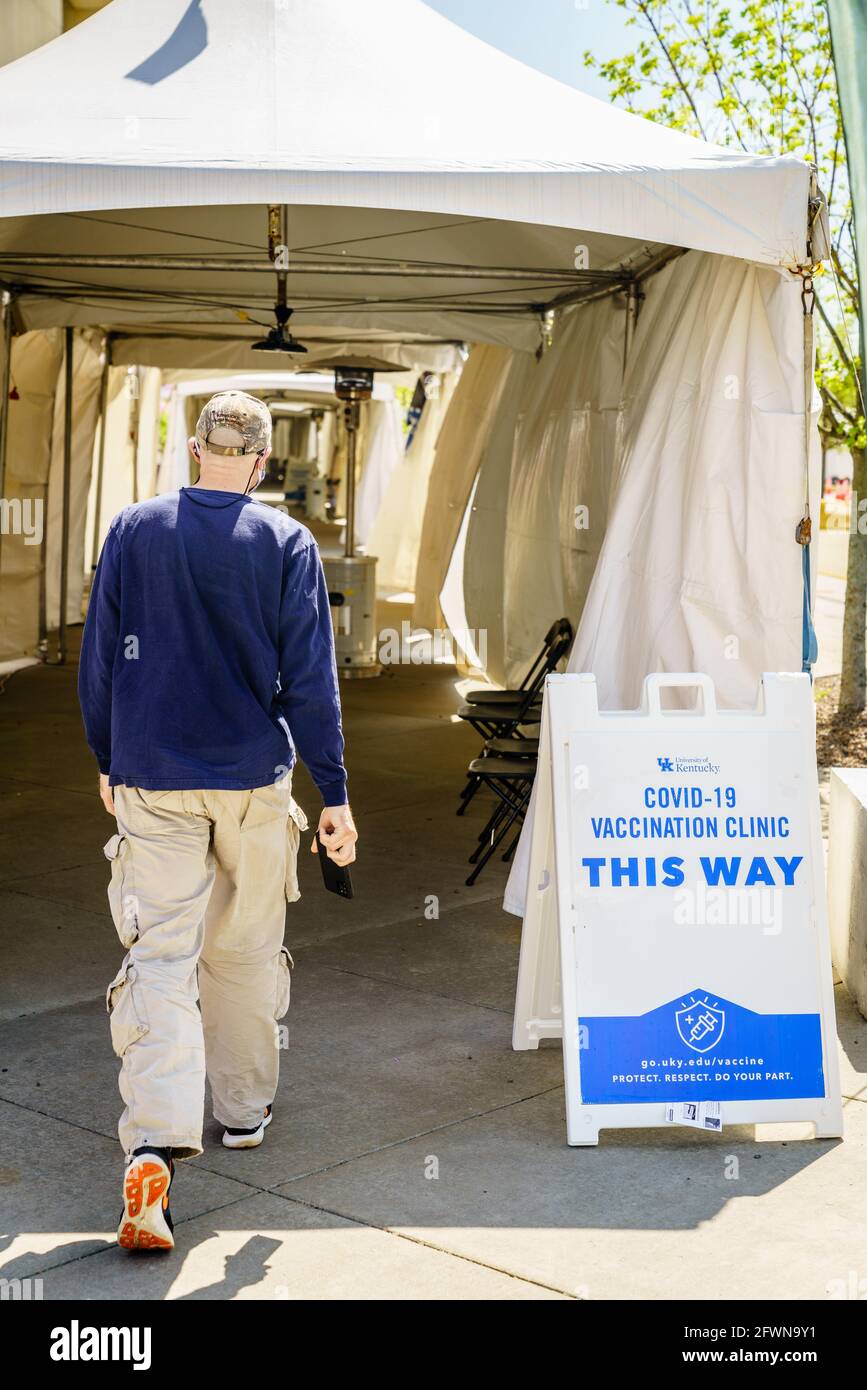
left=465, top=756, right=536, bottom=885
left=456, top=629, right=572, bottom=814
left=463, top=618, right=572, bottom=706
left=457, top=629, right=572, bottom=742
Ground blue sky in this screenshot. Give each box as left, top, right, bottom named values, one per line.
left=424, top=0, right=633, bottom=100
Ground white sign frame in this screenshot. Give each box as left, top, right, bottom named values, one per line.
left=512, top=672, right=843, bottom=1146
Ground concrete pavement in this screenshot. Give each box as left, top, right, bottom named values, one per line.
left=1, top=633, right=865, bottom=1301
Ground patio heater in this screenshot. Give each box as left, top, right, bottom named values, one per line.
left=323, top=366, right=380, bottom=678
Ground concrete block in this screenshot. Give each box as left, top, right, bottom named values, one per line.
left=828, top=768, right=867, bottom=1017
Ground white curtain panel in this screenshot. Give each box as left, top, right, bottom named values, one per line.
left=459, top=351, right=535, bottom=685
left=353, top=395, right=404, bottom=549
left=413, top=347, right=513, bottom=632
left=504, top=250, right=819, bottom=915
left=499, top=298, right=625, bottom=686
left=565, top=251, right=818, bottom=710
left=366, top=370, right=458, bottom=594
left=160, top=382, right=193, bottom=496
left=82, top=365, right=137, bottom=568
left=45, top=331, right=104, bottom=628
left=134, top=368, right=164, bottom=504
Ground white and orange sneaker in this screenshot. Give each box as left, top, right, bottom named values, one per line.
left=118, top=1148, right=174, bottom=1251
left=222, top=1105, right=273, bottom=1150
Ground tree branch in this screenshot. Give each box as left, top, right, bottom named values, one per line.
left=816, top=291, right=856, bottom=376
left=632, top=0, right=709, bottom=136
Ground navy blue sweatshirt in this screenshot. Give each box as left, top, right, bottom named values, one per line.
left=78, top=488, right=347, bottom=804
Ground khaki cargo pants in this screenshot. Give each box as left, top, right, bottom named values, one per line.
left=103, top=778, right=307, bottom=1159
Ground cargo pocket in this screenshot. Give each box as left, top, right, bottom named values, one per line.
left=104, top=833, right=139, bottom=948
left=275, top=946, right=294, bottom=1020
left=284, top=798, right=308, bottom=904
left=273, top=945, right=294, bottom=1023
left=105, top=962, right=148, bottom=1058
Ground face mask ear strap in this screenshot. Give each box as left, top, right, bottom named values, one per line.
left=244, top=451, right=267, bottom=495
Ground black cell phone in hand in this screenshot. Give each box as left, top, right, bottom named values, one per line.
left=315, top=831, right=354, bottom=899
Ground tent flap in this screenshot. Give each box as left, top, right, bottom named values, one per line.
left=504, top=250, right=820, bottom=915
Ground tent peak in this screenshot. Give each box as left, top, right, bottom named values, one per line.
left=0, top=0, right=813, bottom=268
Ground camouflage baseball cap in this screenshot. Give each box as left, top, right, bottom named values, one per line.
left=196, top=390, right=272, bottom=456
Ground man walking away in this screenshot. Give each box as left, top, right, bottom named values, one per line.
left=79, top=391, right=356, bottom=1251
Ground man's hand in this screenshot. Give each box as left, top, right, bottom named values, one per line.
left=313, top=804, right=357, bottom=866
left=99, top=773, right=115, bottom=817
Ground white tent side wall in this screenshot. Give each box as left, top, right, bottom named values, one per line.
left=46, top=331, right=104, bottom=628
left=159, top=379, right=192, bottom=497
left=83, top=366, right=136, bottom=570
left=503, top=251, right=818, bottom=914
left=0, top=330, right=63, bottom=662
left=134, top=368, right=164, bottom=505
left=499, top=298, right=625, bottom=686
left=565, top=253, right=818, bottom=705
left=460, top=351, right=536, bottom=685
left=366, top=371, right=458, bottom=595
left=352, top=395, right=404, bottom=550
left=413, top=346, right=513, bottom=632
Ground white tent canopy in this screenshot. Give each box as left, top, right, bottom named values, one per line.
left=0, top=0, right=814, bottom=267
left=0, top=0, right=822, bottom=361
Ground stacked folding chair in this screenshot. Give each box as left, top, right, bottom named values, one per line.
left=456, top=618, right=573, bottom=884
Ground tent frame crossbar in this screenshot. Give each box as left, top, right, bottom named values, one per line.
left=0, top=247, right=688, bottom=336
left=0, top=253, right=630, bottom=285
left=1, top=283, right=594, bottom=316
left=107, top=331, right=464, bottom=348
left=9, top=282, right=585, bottom=301
left=547, top=244, right=688, bottom=312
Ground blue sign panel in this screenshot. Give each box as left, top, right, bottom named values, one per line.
left=579, top=987, right=825, bottom=1103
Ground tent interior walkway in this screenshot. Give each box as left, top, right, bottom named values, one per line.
left=1, top=643, right=866, bottom=1301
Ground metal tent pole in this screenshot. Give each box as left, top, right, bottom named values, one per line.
left=38, top=508, right=48, bottom=656
left=90, top=334, right=112, bottom=572
left=622, top=281, right=642, bottom=376
left=57, top=327, right=73, bottom=665
left=0, top=291, right=13, bottom=580
left=129, top=366, right=141, bottom=505
left=344, top=401, right=357, bottom=560
left=0, top=292, right=12, bottom=491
